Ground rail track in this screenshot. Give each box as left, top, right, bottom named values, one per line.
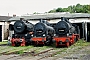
left=0, top=40, right=89, bottom=60
left=0, top=44, right=65, bottom=60
left=34, top=49, right=58, bottom=60
left=30, top=48, right=66, bottom=60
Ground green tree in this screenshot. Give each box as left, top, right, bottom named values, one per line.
left=83, top=5, right=88, bottom=13
left=48, top=4, right=90, bottom=13
left=75, top=4, right=82, bottom=13
left=56, top=8, right=63, bottom=12
left=68, top=6, right=73, bottom=13
left=63, top=8, right=68, bottom=12
left=87, top=5, right=90, bottom=13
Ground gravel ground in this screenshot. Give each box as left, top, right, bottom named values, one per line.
left=0, top=42, right=90, bottom=60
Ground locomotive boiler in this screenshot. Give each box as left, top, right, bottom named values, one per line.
left=53, top=17, right=80, bottom=47
left=11, top=18, right=34, bottom=46
left=31, top=20, right=55, bottom=46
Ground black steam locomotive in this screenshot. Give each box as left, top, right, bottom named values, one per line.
left=11, top=18, right=34, bottom=46
left=31, top=20, right=55, bottom=46
left=53, top=17, right=80, bottom=47
left=9, top=17, right=80, bottom=47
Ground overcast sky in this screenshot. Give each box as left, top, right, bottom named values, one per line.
left=0, top=0, right=90, bottom=16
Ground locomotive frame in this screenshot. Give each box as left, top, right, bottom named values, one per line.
left=10, top=18, right=34, bottom=46
left=53, top=17, right=80, bottom=47
left=31, top=20, right=55, bottom=46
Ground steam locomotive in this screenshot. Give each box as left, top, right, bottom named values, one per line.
left=9, top=17, right=80, bottom=47
left=53, top=17, right=80, bottom=47
left=10, top=18, right=34, bottom=46
left=31, top=20, right=55, bottom=46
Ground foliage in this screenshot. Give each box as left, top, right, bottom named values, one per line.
left=48, top=4, right=90, bottom=13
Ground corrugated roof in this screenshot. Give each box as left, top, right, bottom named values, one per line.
left=22, top=13, right=90, bottom=19
left=7, top=13, right=90, bottom=21
left=0, top=16, right=12, bottom=22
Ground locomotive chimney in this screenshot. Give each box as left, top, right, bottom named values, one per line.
left=61, top=17, right=70, bottom=24
left=13, top=14, right=16, bottom=17
left=20, top=18, right=24, bottom=21
left=61, top=17, right=65, bottom=21
left=40, top=19, right=43, bottom=23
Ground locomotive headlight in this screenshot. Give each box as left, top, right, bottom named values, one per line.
left=15, top=34, right=17, bottom=36
left=54, top=34, right=56, bottom=36
left=43, top=34, right=45, bottom=36
left=31, top=35, right=33, bottom=36
left=67, top=34, right=69, bottom=36
left=25, top=34, right=27, bottom=36
left=20, top=39, right=22, bottom=42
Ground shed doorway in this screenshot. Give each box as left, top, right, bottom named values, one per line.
left=0, top=25, right=2, bottom=42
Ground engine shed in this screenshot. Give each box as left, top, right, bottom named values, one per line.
left=70, top=18, right=90, bottom=41
left=8, top=13, right=90, bottom=42
left=0, top=16, right=12, bottom=42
